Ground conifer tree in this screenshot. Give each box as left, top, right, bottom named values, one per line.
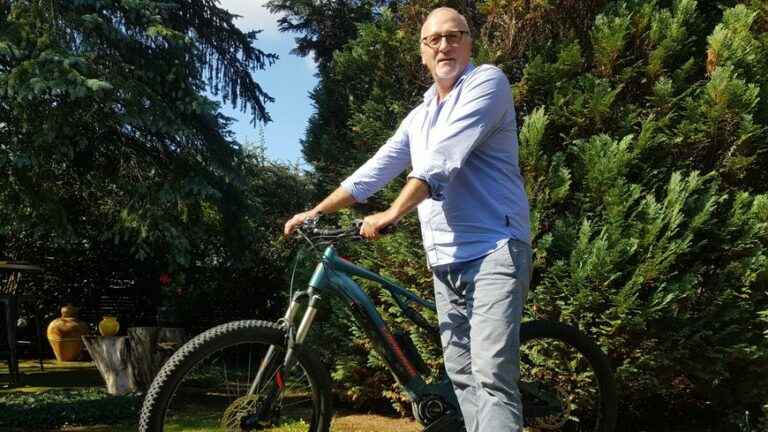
left=0, top=0, right=277, bottom=265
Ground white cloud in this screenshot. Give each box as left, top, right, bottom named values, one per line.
left=216, top=0, right=280, bottom=40
left=304, top=55, right=317, bottom=74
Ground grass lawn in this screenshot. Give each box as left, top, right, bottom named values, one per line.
left=2, top=359, right=422, bottom=432
left=0, top=359, right=104, bottom=394
left=58, top=413, right=422, bottom=432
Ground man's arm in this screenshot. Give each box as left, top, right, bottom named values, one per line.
left=284, top=115, right=413, bottom=237
left=283, top=187, right=358, bottom=236
left=360, top=177, right=429, bottom=239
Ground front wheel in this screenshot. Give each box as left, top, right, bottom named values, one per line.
left=139, top=320, right=333, bottom=432
left=520, top=320, right=617, bottom=432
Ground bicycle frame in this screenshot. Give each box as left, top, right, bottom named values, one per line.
left=291, top=243, right=459, bottom=408
left=242, top=236, right=613, bottom=430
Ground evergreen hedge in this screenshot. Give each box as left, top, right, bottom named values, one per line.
left=0, top=389, right=139, bottom=428
left=285, top=1, right=768, bottom=430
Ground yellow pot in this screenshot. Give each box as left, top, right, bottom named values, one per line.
left=47, top=305, right=89, bottom=362
left=98, top=315, right=120, bottom=336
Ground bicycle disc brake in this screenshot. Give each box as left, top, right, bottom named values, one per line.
left=221, top=395, right=262, bottom=431
left=221, top=393, right=281, bottom=431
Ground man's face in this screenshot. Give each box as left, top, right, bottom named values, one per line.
left=420, top=11, right=471, bottom=83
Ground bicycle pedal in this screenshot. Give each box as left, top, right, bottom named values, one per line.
left=422, top=415, right=465, bottom=432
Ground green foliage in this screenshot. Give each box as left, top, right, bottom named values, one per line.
left=0, top=0, right=276, bottom=262
left=171, top=148, right=315, bottom=327
left=0, top=1, right=313, bottom=326
left=508, top=4, right=768, bottom=427
left=265, top=0, right=382, bottom=191
left=273, top=0, right=768, bottom=429
left=591, top=10, right=631, bottom=77
left=0, top=389, right=139, bottom=428
left=518, top=3, right=767, bottom=429
left=262, top=0, right=768, bottom=431
left=266, top=0, right=378, bottom=71
left=644, top=0, right=699, bottom=79
left=707, top=4, right=767, bottom=84
left=331, top=12, right=425, bottom=181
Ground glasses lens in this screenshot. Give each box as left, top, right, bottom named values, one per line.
left=424, top=31, right=464, bottom=48
left=445, top=31, right=461, bottom=45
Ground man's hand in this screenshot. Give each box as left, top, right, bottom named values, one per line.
left=284, top=210, right=319, bottom=237
left=359, top=178, right=429, bottom=240
left=283, top=188, right=358, bottom=237
left=360, top=209, right=399, bottom=240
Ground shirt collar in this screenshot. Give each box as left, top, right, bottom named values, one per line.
left=423, top=62, right=476, bottom=102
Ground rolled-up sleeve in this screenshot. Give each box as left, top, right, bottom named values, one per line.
left=340, top=118, right=411, bottom=203
left=408, top=68, right=511, bottom=201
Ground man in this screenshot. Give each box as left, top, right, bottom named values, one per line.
left=284, top=7, right=531, bottom=431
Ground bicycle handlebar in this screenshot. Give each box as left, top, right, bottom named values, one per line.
left=300, top=218, right=396, bottom=241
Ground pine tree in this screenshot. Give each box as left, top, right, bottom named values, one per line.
left=0, top=0, right=276, bottom=264
left=0, top=1, right=315, bottom=324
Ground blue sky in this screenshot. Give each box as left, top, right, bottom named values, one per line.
left=216, top=0, right=318, bottom=165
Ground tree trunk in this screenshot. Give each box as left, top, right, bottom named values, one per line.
left=81, top=336, right=136, bottom=395
left=127, top=327, right=188, bottom=391
left=82, top=327, right=188, bottom=395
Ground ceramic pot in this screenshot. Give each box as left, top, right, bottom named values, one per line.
left=47, top=304, right=90, bottom=362
left=98, top=315, right=120, bottom=336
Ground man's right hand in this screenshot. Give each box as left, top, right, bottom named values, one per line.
left=283, top=187, right=358, bottom=237
left=283, top=209, right=320, bottom=237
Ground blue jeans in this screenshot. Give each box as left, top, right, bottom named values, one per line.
left=433, top=239, right=532, bottom=432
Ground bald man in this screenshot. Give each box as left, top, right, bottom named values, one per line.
left=284, top=7, right=531, bottom=431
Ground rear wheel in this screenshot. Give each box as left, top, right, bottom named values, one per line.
left=139, top=320, right=333, bottom=432
left=520, top=320, right=617, bottom=432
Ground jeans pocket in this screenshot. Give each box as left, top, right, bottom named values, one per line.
left=507, top=240, right=533, bottom=299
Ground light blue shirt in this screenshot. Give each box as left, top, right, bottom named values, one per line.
left=341, top=63, right=530, bottom=268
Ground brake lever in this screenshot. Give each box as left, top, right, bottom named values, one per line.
left=304, top=213, right=321, bottom=229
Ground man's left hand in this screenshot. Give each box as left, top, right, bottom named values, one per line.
left=360, top=209, right=399, bottom=240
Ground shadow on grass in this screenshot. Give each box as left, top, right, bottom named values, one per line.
left=0, top=360, right=421, bottom=432
left=1, top=360, right=104, bottom=393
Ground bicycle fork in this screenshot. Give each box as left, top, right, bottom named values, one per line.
left=248, top=289, right=321, bottom=395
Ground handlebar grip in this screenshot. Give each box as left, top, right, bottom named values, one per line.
left=311, top=220, right=396, bottom=238
left=314, top=228, right=348, bottom=236
left=352, top=219, right=397, bottom=236
left=379, top=224, right=396, bottom=235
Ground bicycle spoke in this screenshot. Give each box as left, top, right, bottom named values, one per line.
left=521, top=336, right=604, bottom=432
left=161, top=342, right=319, bottom=431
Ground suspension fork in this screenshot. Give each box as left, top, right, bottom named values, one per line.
left=248, top=289, right=322, bottom=395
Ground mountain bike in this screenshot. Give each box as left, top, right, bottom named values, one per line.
left=139, top=219, right=618, bottom=432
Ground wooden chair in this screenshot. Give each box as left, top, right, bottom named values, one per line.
left=0, top=262, right=43, bottom=385
left=0, top=271, right=22, bottom=384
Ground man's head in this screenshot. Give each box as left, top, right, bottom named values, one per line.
left=420, top=7, right=472, bottom=88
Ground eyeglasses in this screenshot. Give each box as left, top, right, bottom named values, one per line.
left=420, top=30, right=469, bottom=49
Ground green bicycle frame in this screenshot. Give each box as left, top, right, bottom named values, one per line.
left=307, top=243, right=459, bottom=407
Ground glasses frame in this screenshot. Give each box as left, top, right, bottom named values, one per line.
left=420, top=30, right=469, bottom=49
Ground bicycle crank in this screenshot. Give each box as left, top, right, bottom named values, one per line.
left=421, top=414, right=465, bottom=432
